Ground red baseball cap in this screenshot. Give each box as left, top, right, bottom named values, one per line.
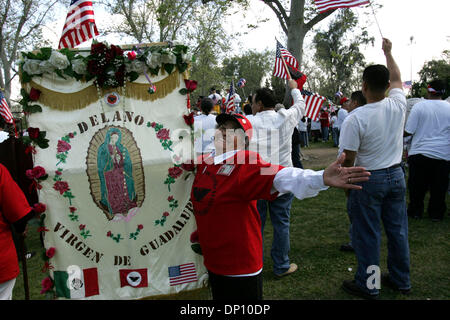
left=216, top=113, right=253, bottom=141
left=339, top=97, right=349, bottom=105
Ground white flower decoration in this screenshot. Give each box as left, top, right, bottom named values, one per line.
left=49, top=50, right=70, bottom=70
left=39, top=60, right=55, bottom=74
left=72, top=58, right=87, bottom=75
left=22, top=59, right=42, bottom=75
left=161, top=52, right=176, bottom=65
left=147, top=52, right=161, bottom=69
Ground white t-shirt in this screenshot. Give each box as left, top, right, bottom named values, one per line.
left=194, top=114, right=217, bottom=154
left=330, top=115, right=338, bottom=128
left=297, top=118, right=307, bottom=132
left=208, top=93, right=222, bottom=105
left=335, top=108, right=348, bottom=129
left=311, top=120, right=321, bottom=130
left=339, top=88, right=406, bottom=170
left=405, top=99, right=450, bottom=161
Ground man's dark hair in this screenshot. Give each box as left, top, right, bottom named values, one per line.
left=428, top=79, right=446, bottom=97
left=201, top=98, right=214, bottom=115
left=351, top=90, right=367, bottom=106
left=254, top=88, right=277, bottom=109
left=362, top=64, right=390, bottom=93
left=210, top=87, right=216, bottom=93
left=243, top=103, right=252, bottom=115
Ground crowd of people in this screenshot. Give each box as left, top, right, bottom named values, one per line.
left=191, top=38, right=449, bottom=300
left=1, top=38, right=449, bottom=301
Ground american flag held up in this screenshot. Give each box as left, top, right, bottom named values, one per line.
left=273, top=40, right=299, bottom=80
left=0, top=91, right=13, bottom=124
left=59, top=0, right=99, bottom=49
left=301, top=89, right=327, bottom=122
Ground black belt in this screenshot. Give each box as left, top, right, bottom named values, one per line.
left=370, top=163, right=401, bottom=172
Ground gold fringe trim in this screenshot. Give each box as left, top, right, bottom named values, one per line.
left=27, top=70, right=186, bottom=111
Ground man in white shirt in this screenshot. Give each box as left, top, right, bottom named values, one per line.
left=310, top=118, right=321, bottom=142
left=208, top=87, right=222, bottom=114
left=339, top=38, right=411, bottom=299
left=335, top=97, right=349, bottom=146
left=404, top=79, right=450, bottom=222
left=248, top=79, right=305, bottom=278
left=298, top=116, right=308, bottom=147
left=194, top=98, right=217, bottom=156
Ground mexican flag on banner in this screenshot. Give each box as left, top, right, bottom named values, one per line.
left=54, top=268, right=99, bottom=298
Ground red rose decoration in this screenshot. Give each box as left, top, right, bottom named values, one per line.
left=29, top=88, right=41, bottom=101
left=40, top=277, right=53, bottom=294
left=107, top=231, right=112, bottom=237
left=57, top=140, right=71, bottom=153
left=69, top=206, right=77, bottom=213
left=26, top=169, right=35, bottom=180
left=79, top=224, right=86, bottom=230
left=46, top=247, right=56, bottom=258
left=87, top=59, right=103, bottom=76
left=181, top=161, right=196, bottom=172
left=91, top=42, right=107, bottom=55
left=33, top=202, right=47, bottom=214
left=127, top=51, right=137, bottom=60
left=156, top=128, right=170, bottom=140
left=25, top=146, right=36, bottom=155
left=53, top=181, right=69, bottom=195
left=137, top=224, right=144, bottom=230
left=190, top=230, right=199, bottom=243
left=163, top=212, right=170, bottom=217
left=68, top=133, right=75, bottom=138
left=183, top=112, right=195, bottom=126
left=168, top=166, right=183, bottom=178
left=184, top=79, right=197, bottom=92
left=27, top=127, right=40, bottom=139
left=27, top=166, right=46, bottom=179
left=111, top=44, right=124, bottom=57
left=168, top=196, right=174, bottom=201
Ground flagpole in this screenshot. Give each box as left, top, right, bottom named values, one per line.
left=369, top=0, right=383, bottom=38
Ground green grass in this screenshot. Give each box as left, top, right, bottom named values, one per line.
left=12, top=142, right=450, bottom=300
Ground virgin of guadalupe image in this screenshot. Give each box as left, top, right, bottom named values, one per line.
left=97, top=128, right=138, bottom=219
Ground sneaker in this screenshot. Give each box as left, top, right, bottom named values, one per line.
left=275, top=263, right=298, bottom=278
left=340, top=244, right=355, bottom=252
left=342, top=280, right=379, bottom=300
left=381, top=273, right=411, bottom=295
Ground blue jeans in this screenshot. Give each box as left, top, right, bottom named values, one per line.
left=257, top=193, right=294, bottom=275
left=332, top=127, right=339, bottom=147
left=348, top=166, right=410, bottom=295
left=321, top=126, right=329, bottom=141
left=347, top=197, right=353, bottom=247
left=299, top=131, right=308, bottom=147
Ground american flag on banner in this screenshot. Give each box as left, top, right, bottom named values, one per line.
left=273, top=40, right=299, bottom=80
left=301, top=89, right=326, bottom=121
left=168, top=263, right=197, bottom=286
left=314, top=0, right=370, bottom=13
left=225, top=81, right=236, bottom=114
left=0, top=91, right=13, bottom=124
left=59, top=0, right=99, bottom=49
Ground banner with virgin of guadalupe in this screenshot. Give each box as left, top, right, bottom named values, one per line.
left=19, top=42, right=206, bottom=299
